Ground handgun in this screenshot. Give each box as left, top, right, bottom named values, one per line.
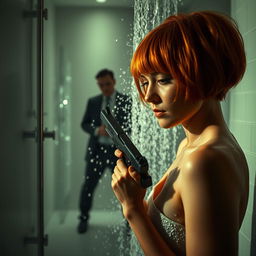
left=100, top=107, right=152, bottom=188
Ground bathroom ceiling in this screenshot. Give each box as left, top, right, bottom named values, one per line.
left=52, top=0, right=229, bottom=14
left=52, top=0, right=189, bottom=10
left=53, top=0, right=133, bottom=7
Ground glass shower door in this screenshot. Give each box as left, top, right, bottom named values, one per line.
left=24, top=0, right=52, bottom=255
left=0, top=0, right=45, bottom=255
left=30, top=0, right=50, bottom=255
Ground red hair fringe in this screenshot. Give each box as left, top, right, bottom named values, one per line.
left=131, top=11, right=246, bottom=102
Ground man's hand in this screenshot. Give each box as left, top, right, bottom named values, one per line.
left=97, top=125, right=108, bottom=136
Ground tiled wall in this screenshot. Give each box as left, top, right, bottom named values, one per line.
left=231, top=0, right=256, bottom=255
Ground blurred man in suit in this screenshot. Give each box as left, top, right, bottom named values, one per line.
left=78, top=69, right=131, bottom=233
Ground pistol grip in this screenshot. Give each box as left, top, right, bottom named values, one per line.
left=140, top=174, right=152, bottom=188
left=121, top=156, right=131, bottom=167
left=121, top=156, right=152, bottom=189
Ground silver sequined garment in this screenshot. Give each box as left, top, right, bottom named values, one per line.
left=129, top=191, right=186, bottom=256
left=147, top=192, right=186, bottom=255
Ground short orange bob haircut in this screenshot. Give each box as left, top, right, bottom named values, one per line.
left=130, top=11, right=246, bottom=101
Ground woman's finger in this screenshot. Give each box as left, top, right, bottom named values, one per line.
left=111, top=172, right=117, bottom=186
left=116, top=159, right=129, bottom=175
left=128, top=166, right=141, bottom=184
left=114, top=149, right=123, bottom=158
left=113, top=165, right=121, bottom=178
left=112, top=171, right=117, bottom=181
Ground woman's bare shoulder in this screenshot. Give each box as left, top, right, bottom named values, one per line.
left=179, top=140, right=248, bottom=200
left=179, top=140, right=244, bottom=181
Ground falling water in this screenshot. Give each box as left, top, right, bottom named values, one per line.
left=82, top=1, right=184, bottom=255
left=131, top=0, right=183, bottom=183
left=116, top=1, right=184, bottom=255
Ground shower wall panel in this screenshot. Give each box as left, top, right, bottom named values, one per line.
left=231, top=0, right=256, bottom=255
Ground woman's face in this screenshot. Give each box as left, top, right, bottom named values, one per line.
left=139, top=73, right=203, bottom=128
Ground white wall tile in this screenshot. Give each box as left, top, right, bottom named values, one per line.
left=235, top=2, right=248, bottom=33
left=245, top=153, right=256, bottom=186
left=240, top=207, right=252, bottom=240
left=246, top=28, right=256, bottom=61
left=239, top=232, right=251, bottom=256
left=232, top=0, right=256, bottom=254
left=233, top=0, right=248, bottom=14
left=250, top=125, right=256, bottom=153
left=248, top=0, right=256, bottom=31
left=248, top=183, right=254, bottom=215
left=241, top=61, right=256, bottom=92
left=244, top=93, right=256, bottom=123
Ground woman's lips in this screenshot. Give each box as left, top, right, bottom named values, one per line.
left=153, top=109, right=166, bottom=118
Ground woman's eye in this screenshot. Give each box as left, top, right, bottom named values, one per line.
left=140, top=81, right=148, bottom=87
left=157, top=78, right=171, bottom=85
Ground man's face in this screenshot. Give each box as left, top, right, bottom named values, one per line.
left=97, top=75, right=116, bottom=97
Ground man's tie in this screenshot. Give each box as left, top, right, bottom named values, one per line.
left=106, top=96, right=111, bottom=109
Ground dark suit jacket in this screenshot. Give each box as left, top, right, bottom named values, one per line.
left=81, top=91, right=131, bottom=162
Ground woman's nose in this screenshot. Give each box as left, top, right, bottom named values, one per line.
left=144, top=85, right=160, bottom=104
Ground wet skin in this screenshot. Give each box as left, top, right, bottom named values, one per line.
left=138, top=73, right=249, bottom=226
left=139, top=73, right=203, bottom=129
left=112, top=72, right=249, bottom=255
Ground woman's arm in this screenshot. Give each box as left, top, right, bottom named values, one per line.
left=112, top=150, right=176, bottom=256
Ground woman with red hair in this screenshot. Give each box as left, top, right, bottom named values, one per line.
left=111, top=11, right=249, bottom=256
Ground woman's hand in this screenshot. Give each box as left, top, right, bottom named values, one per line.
left=112, top=149, right=146, bottom=217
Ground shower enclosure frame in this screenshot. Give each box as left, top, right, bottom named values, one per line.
left=25, top=0, right=54, bottom=254
left=37, top=0, right=46, bottom=254
left=23, top=1, right=48, bottom=254
left=36, top=0, right=56, bottom=254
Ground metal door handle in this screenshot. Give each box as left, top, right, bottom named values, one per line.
left=23, top=128, right=55, bottom=140
left=43, top=129, right=55, bottom=140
